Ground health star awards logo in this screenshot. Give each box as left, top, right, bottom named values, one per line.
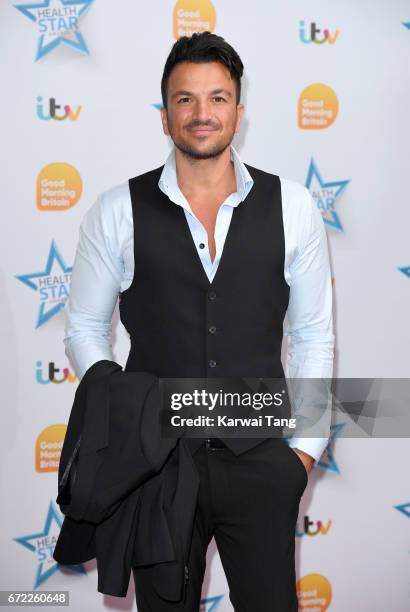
left=305, top=158, right=350, bottom=232
left=14, top=0, right=95, bottom=61
left=14, top=500, right=86, bottom=588
left=15, top=240, right=72, bottom=329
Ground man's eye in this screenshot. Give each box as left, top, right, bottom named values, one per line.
left=177, top=96, right=226, bottom=103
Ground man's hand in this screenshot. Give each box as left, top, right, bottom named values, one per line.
left=292, top=448, right=315, bottom=475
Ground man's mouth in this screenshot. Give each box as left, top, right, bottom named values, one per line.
left=189, top=127, right=216, bottom=135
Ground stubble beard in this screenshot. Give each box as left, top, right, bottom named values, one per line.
left=167, top=114, right=236, bottom=161
left=173, top=135, right=232, bottom=160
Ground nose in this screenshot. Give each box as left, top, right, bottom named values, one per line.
left=192, top=98, right=213, bottom=125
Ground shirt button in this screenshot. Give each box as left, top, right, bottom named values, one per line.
left=208, top=291, right=217, bottom=300
left=199, top=243, right=205, bottom=249
left=208, top=325, right=217, bottom=334
left=209, top=359, right=217, bottom=367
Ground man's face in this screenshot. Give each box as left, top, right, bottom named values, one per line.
left=160, top=61, right=244, bottom=160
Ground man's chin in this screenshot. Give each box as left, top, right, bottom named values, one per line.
left=174, top=139, right=231, bottom=161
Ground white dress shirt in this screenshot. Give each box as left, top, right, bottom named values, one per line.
left=64, top=145, right=335, bottom=463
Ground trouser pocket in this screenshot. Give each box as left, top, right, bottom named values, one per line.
left=280, top=439, right=309, bottom=490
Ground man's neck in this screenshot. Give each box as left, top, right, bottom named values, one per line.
left=174, top=146, right=236, bottom=198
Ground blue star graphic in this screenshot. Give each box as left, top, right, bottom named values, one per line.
left=200, top=595, right=224, bottom=610
left=394, top=502, right=410, bottom=554
left=315, top=423, right=346, bottom=474
left=15, top=239, right=72, bottom=329
left=394, top=502, right=410, bottom=519
left=14, top=0, right=95, bottom=61
left=398, top=265, right=410, bottom=278
left=14, top=500, right=86, bottom=589
left=305, top=157, right=350, bottom=232
left=282, top=423, right=344, bottom=474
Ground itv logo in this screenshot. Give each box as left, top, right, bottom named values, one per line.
left=36, top=96, right=81, bottom=121
left=299, top=20, right=340, bottom=44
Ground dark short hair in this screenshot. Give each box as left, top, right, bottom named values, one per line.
left=161, top=31, right=244, bottom=109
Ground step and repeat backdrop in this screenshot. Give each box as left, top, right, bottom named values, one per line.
left=1, top=1, right=409, bottom=610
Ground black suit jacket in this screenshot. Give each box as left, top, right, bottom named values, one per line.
left=53, top=359, right=200, bottom=601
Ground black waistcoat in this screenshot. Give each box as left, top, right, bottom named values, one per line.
left=118, top=162, right=290, bottom=453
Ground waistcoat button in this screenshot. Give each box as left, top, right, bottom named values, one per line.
left=208, top=325, right=217, bottom=334
left=208, top=291, right=217, bottom=300
left=209, top=359, right=217, bottom=367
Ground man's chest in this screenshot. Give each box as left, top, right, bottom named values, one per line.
left=187, top=198, right=227, bottom=263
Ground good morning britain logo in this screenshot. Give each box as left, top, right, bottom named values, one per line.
left=298, top=84, right=339, bottom=129
left=297, top=574, right=332, bottom=611
left=14, top=0, right=95, bottom=61
left=35, top=424, right=66, bottom=473
left=37, top=162, right=82, bottom=211
left=173, top=0, right=216, bottom=38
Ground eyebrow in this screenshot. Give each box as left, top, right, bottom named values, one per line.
left=171, top=88, right=233, bottom=100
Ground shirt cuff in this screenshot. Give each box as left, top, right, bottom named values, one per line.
left=287, top=437, right=329, bottom=464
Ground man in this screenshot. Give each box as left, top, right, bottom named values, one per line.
left=64, top=31, right=334, bottom=611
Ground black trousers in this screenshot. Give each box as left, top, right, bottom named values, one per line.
left=132, top=437, right=308, bottom=611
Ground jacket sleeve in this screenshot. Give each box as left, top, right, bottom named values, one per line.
left=56, top=360, right=123, bottom=513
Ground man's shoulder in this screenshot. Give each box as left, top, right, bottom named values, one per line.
left=278, top=177, right=324, bottom=240
left=98, top=163, right=163, bottom=203
left=244, top=163, right=309, bottom=197
left=99, top=179, right=131, bottom=205
left=279, top=176, right=311, bottom=206
left=93, top=179, right=132, bottom=225
left=79, top=180, right=132, bottom=235
left=79, top=180, right=130, bottom=231
left=96, top=164, right=165, bottom=218
left=93, top=163, right=166, bottom=221
left=243, top=162, right=279, bottom=182
left=244, top=163, right=312, bottom=208
left=128, top=164, right=165, bottom=187
left=278, top=176, right=313, bottom=217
